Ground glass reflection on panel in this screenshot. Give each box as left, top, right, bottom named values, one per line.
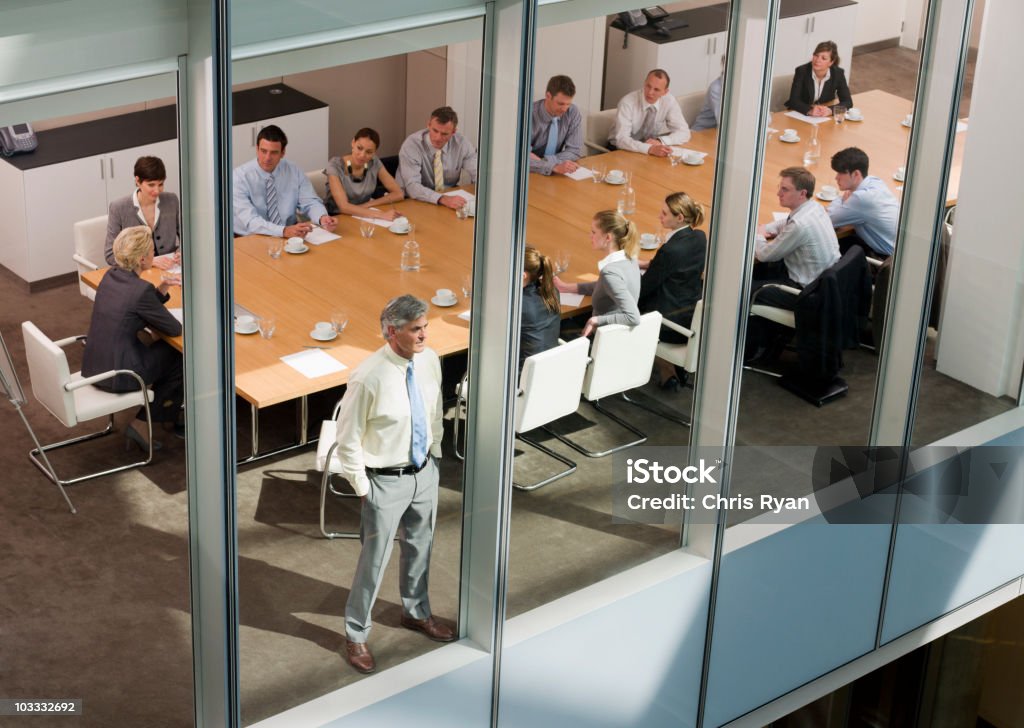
left=0, top=94, right=192, bottom=726
left=230, top=28, right=482, bottom=724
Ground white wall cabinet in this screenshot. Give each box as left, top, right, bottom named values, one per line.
left=773, top=5, right=858, bottom=79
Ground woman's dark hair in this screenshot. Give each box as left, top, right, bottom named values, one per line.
left=813, top=40, right=840, bottom=68
left=353, top=127, right=381, bottom=149
left=134, top=156, right=166, bottom=182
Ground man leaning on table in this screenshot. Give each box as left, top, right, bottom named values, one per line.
left=827, top=147, right=900, bottom=258
left=529, top=74, right=583, bottom=176
left=609, top=68, right=691, bottom=157
left=335, top=294, right=455, bottom=674
left=397, top=106, right=478, bottom=209
left=233, top=125, right=337, bottom=238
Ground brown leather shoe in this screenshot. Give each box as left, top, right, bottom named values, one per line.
left=345, top=639, right=376, bottom=673
left=400, top=615, right=456, bottom=642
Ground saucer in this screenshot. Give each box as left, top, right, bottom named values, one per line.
left=683, top=158, right=705, bottom=166
left=389, top=225, right=411, bottom=234
left=640, top=241, right=660, bottom=250
left=285, top=245, right=309, bottom=254
left=780, top=136, right=800, bottom=143
left=846, top=114, right=864, bottom=122
left=604, top=176, right=627, bottom=185
left=235, top=322, right=258, bottom=335
left=816, top=192, right=838, bottom=202
left=310, top=329, right=337, bottom=342
left=431, top=295, right=458, bottom=307
left=901, top=119, right=913, bottom=128
left=893, top=172, right=905, bottom=182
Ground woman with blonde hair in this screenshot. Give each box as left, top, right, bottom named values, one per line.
left=82, top=226, right=184, bottom=450
left=638, top=191, right=707, bottom=390
left=519, top=246, right=561, bottom=369
left=554, top=210, right=641, bottom=338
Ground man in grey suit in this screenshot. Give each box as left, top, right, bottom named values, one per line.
left=334, top=294, right=455, bottom=674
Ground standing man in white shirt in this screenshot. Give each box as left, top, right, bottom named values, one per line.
left=529, top=75, right=583, bottom=176
left=232, top=125, right=337, bottom=237
left=747, top=166, right=841, bottom=361
left=335, top=294, right=454, bottom=674
left=609, top=69, right=691, bottom=157
left=396, top=106, right=478, bottom=209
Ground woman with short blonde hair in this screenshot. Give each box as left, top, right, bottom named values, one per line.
left=113, top=225, right=156, bottom=271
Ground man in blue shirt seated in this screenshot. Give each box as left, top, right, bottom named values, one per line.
left=528, top=75, right=583, bottom=176
left=233, top=124, right=337, bottom=238
left=827, top=147, right=900, bottom=258
left=691, top=56, right=725, bottom=132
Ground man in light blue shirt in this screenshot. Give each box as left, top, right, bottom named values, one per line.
left=233, top=125, right=337, bottom=237
left=827, top=147, right=900, bottom=258
left=529, top=75, right=583, bottom=175
left=691, top=56, right=725, bottom=131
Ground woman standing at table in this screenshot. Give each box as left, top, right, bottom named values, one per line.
left=83, top=226, right=184, bottom=450
left=638, top=192, right=707, bottom=391
left=324, top=127, right=404, bottom=221
left=785, top=40, right=853, bottom=118
left=554, top=210, right=641, bottom=338
left=104, top=156, right=181, bottom=267
left=519, top=246, right=561, bottom=369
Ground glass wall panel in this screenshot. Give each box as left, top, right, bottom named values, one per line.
left=0, top=85, right=193, bottom=726
left=231, top=20, right=483, bottom=724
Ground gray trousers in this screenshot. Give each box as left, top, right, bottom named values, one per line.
left=345, top=457, right=439, bottom=643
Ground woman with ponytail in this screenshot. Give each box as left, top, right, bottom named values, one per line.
left=554, top=210, right=641, bottom=338
left=519, top=246, right=561, bottom=369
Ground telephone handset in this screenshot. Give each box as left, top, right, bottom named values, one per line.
left=0, top=123, right=38, bottom=157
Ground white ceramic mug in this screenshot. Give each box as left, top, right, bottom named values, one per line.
left=286, top=236, right=304, bottom=250
left=820, top=184, right=838, bottom=198
left=683, top=151, right=702, bottom=164
left=237, top=314, right=256, bottom=330
left=782, top=128, right=797, bottom=139
left=847, top=107, right=861, bottom=118
left=607, top=168, right=624, bottom=181
left=640, top=233, right=657, bottom=246
left=436, top=288, right=456, bottom=303
left=314, top=321, right=333, bottom=335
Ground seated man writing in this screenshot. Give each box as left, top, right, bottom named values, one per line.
left=529, top=74, right=583, bottom=176
left=396, top=106, right=478, bottom=209
left=608, top=69, right=690, bottom=157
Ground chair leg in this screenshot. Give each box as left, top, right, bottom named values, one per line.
left=620, top=389, right=691, bottom=427
left=543, top=399, right=647, bottom=458
left=318, top=442, right=359, bottom=539
left=512, top=433, right=577, bottom=491
left=452, top=395, right=467, bottom=461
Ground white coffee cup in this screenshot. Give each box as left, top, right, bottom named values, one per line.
left=237, top=314, right=256, bottom=330
left=390, top=217, right=411, bottom=232
left=782, top=128, right=797, bottom=140
left=847, top=107, right=862, bottom=118
left=286, top=236, right=304, bottom=250
left=606, top=169, right=624, bottom=181
left=314, top=321, right=333, bottom=335
left=683, top=151, right=702, bottom=163
left=895, top=165, right=906, bottom=180
left=820, top=184, right=838, bottom=198
left=436, top=288, right=456, bottom=303
left=904, top=113, right=913, bottom=124
left=640, top=233, right=657, bottom=247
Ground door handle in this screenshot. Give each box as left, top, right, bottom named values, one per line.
left=99, top=158, right=105, bottom=180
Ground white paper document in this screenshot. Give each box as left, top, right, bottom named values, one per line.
left=669, top=147, right=708, bottom=159
left=168, top=308, right=184, bottom=325
left=281, top=349, right=347, bottom=379
left=956, top=120, right=968, bottom=133
left=560, top=292, right=585, bottom=307
left=352, top=214, right=394, bottom=228
left=784, top=110, right=830, bottom=125
left=457, top=310, right=471, bottom=322
left=305, top=227, right=341, bottom=245
left=566, top=167, right=595, bottom=181
left=446, top=189, right=476, bottom=203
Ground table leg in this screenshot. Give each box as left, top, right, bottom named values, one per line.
left=298, top=395, right=308, bottom=445
left=251, top=402, right=259, bottom=459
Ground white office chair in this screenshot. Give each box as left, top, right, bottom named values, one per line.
left=585, top=108, right=617, bottom=154
left=305, top=169, right=328, bottom=201
left=676, top=91, right=706, bottom=126
left=72, top=215, right=108, bottom=301
left=547, top=312, right=662, bottom=458
left=20, top=321, right=155, bottom=512
left=622, top=300, right=703, bottom=427
left=769, top=73, right=794, bottom=112
left=315, top=400, right=359, bottom=539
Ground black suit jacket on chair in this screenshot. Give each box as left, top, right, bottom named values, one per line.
left=785, top=63, right=853, bottom=115
left=637, top=226, right=707, bottom=343
left=82, top=268, right=182, bottom=392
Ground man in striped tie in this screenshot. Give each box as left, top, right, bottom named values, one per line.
left=334, top=294, right=454, bottom=674
left=232, top=125, right=337, bottom=237
left=528, top=75, right=583, bottom=176
left=396, top=107, right=478, bottom=209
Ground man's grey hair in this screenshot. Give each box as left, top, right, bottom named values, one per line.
left=380, top=294, right=428, bottom=339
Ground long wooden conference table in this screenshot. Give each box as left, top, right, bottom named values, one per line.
left=82, top=89, right=962, bottom=459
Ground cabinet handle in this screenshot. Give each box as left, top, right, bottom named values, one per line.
left=713, top=36, right=718, bottom=54
left=251, top=126, right=256, bottom=146
left=109, top=158, right=114, bottom=178
left=99, top=159, right=105, bottom=180
left=811, top=16, right=816, bottom=33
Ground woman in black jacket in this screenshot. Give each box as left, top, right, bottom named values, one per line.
left=785, top=40, right=853, bottom=117
left=638, top=192, right=707, bottom=390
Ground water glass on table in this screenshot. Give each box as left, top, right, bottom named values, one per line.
left=359, top=222, right=376, bottom=238
left=833, top=105, right=847, bottom=124
left=331, top=310, right=349, bottom=335
left=160, top=271, right=182, bottom=287
left=554, top=249, right=570, bottom=275
left=590, top=163, right=605, bottom=183
left=258, top=315, right=276, bottom=340
left=268, top=239, right=284, bottom=259
left=461, top=275, right=472, bottom=302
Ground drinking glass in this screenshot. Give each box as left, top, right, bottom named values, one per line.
left=331, top=310, right=349, bottom=335
left=669, top=152, right=683, bottom=168
left=833, top=104, right=846, bottom=124
left=555, top=249, right=570, bottom=275
left=359, top=222, right=376, bottom=238
left=160, top=271, right=182, bottom=287
left=455, top=204, right=469, bottom=220
left=258, top=315, right=276, bottom=339
left=590, top=164, right=605, bottom=183
left=401, top=240, right=421, bottom=272
left=267, top=239, right=284, bottom=259
left=619, top=187, right=636, bottom=215
left=461, top=275, right=472, bottom=302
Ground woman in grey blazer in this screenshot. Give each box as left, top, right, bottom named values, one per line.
left=84, top=226, right=183, bottom=450
left=104, top=156, right=181, bottom=267
left=554, top=210, right=641, bottom=338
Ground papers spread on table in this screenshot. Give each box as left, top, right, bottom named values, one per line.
left=168, top=308, right=184, bottom=325
left=446, top=189, right=476, bottom=203
left=565, top=166, right=595, bottom=181
left=305, top=226, right=341, bottom=245
left=784, top=110, right=830, bottom=125
left=280, top=349, right=347, bottom=379
left=458, top=310, right=471, bottom=322
left=352, top=213, right=394, bottom=228
left=559, top=292, right=585, bottom=307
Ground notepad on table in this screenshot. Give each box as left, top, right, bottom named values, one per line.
left=559, top=292, right=584, bottom=307
left=784, top=110, right=830, bottom=125
left=566, top=167, right=595, bottom=181
left=281, top=349, right=347, bottom=379
left=305, top=227, right=341, bottom=245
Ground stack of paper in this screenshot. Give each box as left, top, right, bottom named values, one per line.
left=281, top=349, right=347, bottom=379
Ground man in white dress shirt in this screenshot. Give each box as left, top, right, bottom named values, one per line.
left=335, top=295, right=454, bottom=674
left=609, top=69, right=691, bottom=157
left=747, top=166, right=841, bottom=361
left=396, top=106, right=478, bottom=209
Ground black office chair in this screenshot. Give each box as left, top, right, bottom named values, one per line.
left=373, top=155, right=400, bottom=199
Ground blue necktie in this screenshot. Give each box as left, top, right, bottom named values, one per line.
left=265, top=175, right=282, bottom=225
left=406, top=361, right=428, bottom=467
left=543, top=117, right=559, bottom=157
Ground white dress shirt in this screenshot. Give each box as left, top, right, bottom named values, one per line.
left=609, top=89, right=691, bottom=154
left=335, top=344, right=444, bottom=496
left=756, top=199, right=841, bottom=286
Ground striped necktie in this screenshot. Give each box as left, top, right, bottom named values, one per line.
left=433, top=150, right=444, bottom=193
left=265, top=175, right=282, bottom=225
left=407, top=361, right=428, bottom=466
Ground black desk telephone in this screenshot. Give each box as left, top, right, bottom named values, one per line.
left=0, top=123, right=38, bottom=157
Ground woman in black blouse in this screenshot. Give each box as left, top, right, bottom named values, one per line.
left=785, top=40, right=853, bottom=117
left=638, top=192, right=707, bottom=390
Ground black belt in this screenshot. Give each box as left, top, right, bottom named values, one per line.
left=366, top=459, right=429, bottom=477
